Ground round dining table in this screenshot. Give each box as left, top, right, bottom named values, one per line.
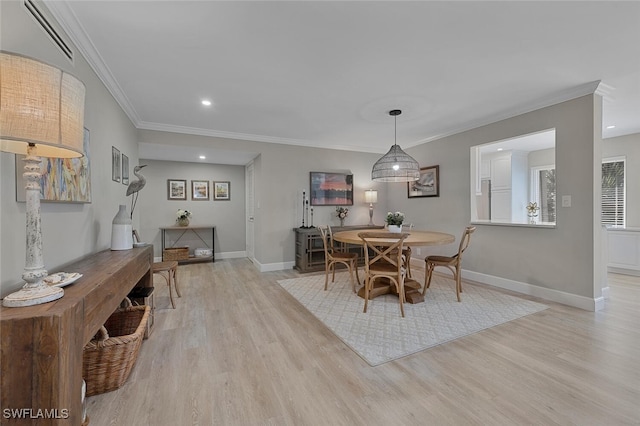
left=332, top=229, right=455, bottom=302
left=332, top=229, right=455, bottom=247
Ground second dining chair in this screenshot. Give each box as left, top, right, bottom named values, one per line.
left=359, top=231, right=410, bottom=317
left=422, top=226, right=476, bottom=302
left=319, top=225, right=360, bottom=292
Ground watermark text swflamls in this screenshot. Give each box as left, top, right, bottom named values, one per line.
left=3, top=408, right=69, bottom=419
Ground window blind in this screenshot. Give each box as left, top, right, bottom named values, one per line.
left=602, top=160, right=625, bottom=226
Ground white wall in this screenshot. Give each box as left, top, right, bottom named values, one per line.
left=1, top=1, right=140, bottom=297
left=528, top=147, right=555, bottom=168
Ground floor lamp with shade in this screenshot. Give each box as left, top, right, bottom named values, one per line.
left=1, top=52, right=85, bottom=307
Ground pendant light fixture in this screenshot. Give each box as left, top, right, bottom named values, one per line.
left=371, top=109, right=420, bottom=182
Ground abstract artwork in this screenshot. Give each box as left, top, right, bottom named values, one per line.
left=16, top=128, right=92, bottom=203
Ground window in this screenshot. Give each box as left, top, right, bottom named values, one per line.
left=530, top=165, right=556, bottom=223
left=602, top=158, right=625, bottom=227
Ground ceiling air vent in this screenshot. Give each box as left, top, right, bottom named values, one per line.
left=23, top=0, right=74, bottom=61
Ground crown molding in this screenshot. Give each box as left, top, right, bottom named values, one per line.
left=408, top=81, right=603, bottom=147
left=138, top=121, right=311, bottom=146
left=595, top=82, right=615, bottom=101
left=138, top=121, right=380, bottom=153
left=43, top=0, right=141, bottom=125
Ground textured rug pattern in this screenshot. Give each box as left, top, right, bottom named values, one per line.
left=277, top=272, right=548, bottom=366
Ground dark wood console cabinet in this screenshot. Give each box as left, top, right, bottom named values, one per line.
left=294, top=225, right=383, bottom=273
left=0, top=246, right=153, bottom=425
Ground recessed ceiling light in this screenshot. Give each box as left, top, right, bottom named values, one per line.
left=497, top=148, right=504, bottom=151
left=606, top=125, right=616, bottom=129
left=201, top=100, right=212, bottom=106
left=199, top=155, right=206, bottom=160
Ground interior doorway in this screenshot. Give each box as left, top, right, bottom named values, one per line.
left=245, top=161, right=255, bottom=262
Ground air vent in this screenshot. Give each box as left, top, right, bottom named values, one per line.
left=24, top=0, right=74, bottom=61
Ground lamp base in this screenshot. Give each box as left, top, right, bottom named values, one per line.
left=2, top=283, right=63, bottom=307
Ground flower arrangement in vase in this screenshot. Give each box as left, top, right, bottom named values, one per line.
left=176, top=209, right=192, bottom=226
left=526, top=202, right=540, bottom=224
left=335, top=207, right=349, bottom=226
left=386, top=211, right=405, bottom=233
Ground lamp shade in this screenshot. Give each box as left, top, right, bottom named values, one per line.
left=364, top=189, right=378, bottom=204
left=371, top=144, right=420, bottom=182
left=0, top=52, right=85, bottom=158
left=371, top=109, right=420, bottom=182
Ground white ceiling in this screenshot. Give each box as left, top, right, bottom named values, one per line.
left=44, top=1, right=640, bottom=165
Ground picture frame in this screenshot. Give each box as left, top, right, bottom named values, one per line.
left=167, top=179, right=187, bottom=200
left=15, top=127, right=92, bottom=203
left=408, top=165, right=440, bottom=198
left=310, top=172, right=353, bottom=206
left=121, top=153, right=129, bottom=186
left=213, top=181, right=230, bottom=200
left=112, top=146, right=121, bottom=183
left=191, top=180, right=210, bottom=200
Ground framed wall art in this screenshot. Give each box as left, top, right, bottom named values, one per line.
left=167, top=179, right=187, bottom=200
left=310, top=172, right=353, bottom=206
left=213, top=181, right=230, bottom=200
left=191, top=180, right=210, bottom=200
left=112, top=146, right=121, bottom=183
left=15, top=128, right=92, bottom=203
left=121, top=153, right=129, bottom=185
left=408, top=165, right=440, bottom=198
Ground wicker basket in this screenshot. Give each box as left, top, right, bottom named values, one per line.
left=82, top=300, right=150, bottom=396
left=163, top=247, right=189, bottom=261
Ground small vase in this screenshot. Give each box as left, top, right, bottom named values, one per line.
left=111, top=205, right=133, bottom=250
left=340, top=218, right=345, bottom=227
left=388, top=224, right=402, bottom=233
left=177, top=218, right=190, bottom=227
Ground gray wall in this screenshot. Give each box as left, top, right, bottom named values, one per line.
left=401, top=95, right=603, bottom=306
left=138, top=130, right=388, bottom=270
left=1, top=1, right=141, bottom=297
left=135, top=159, right=246, bottom=259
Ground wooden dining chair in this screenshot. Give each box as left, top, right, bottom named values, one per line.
left=319, top=226, right=360, bottom=292
left=359, top=231, right=410, bottom=317
left=403, top=223, right=415, bottom=278
left=422, top=226, right=476, bottom=302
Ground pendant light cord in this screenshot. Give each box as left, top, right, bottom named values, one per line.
left=394, top=114, right=397, bottom=147
left=389, top=109, right=401, bottom=147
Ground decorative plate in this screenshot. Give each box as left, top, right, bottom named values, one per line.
left=44, top=272, right=83, bottom=288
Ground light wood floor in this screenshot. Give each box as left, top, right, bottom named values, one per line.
left=86, top=259, right=640, bottom=425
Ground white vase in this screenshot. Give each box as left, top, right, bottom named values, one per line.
left=111, top=205, right=133, bottom=250
left=388, top=224, right=402, bottom=233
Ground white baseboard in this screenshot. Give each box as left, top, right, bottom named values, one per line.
left=462, top=270, right=603, bottom=312
left=608, top=266, right=640, bottom=277
left=254, top=260, right=295, bottom=272
left=216, top=251, right=247, bottom=259
left=408, top=257, right=604, bottom=312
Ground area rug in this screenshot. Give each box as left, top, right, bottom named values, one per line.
left=277, top=272, right=548, bottom=366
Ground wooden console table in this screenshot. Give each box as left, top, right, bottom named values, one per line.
left=0, top=246, right=153, bottom=425
left=160, top=225, right=215, bottom=264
